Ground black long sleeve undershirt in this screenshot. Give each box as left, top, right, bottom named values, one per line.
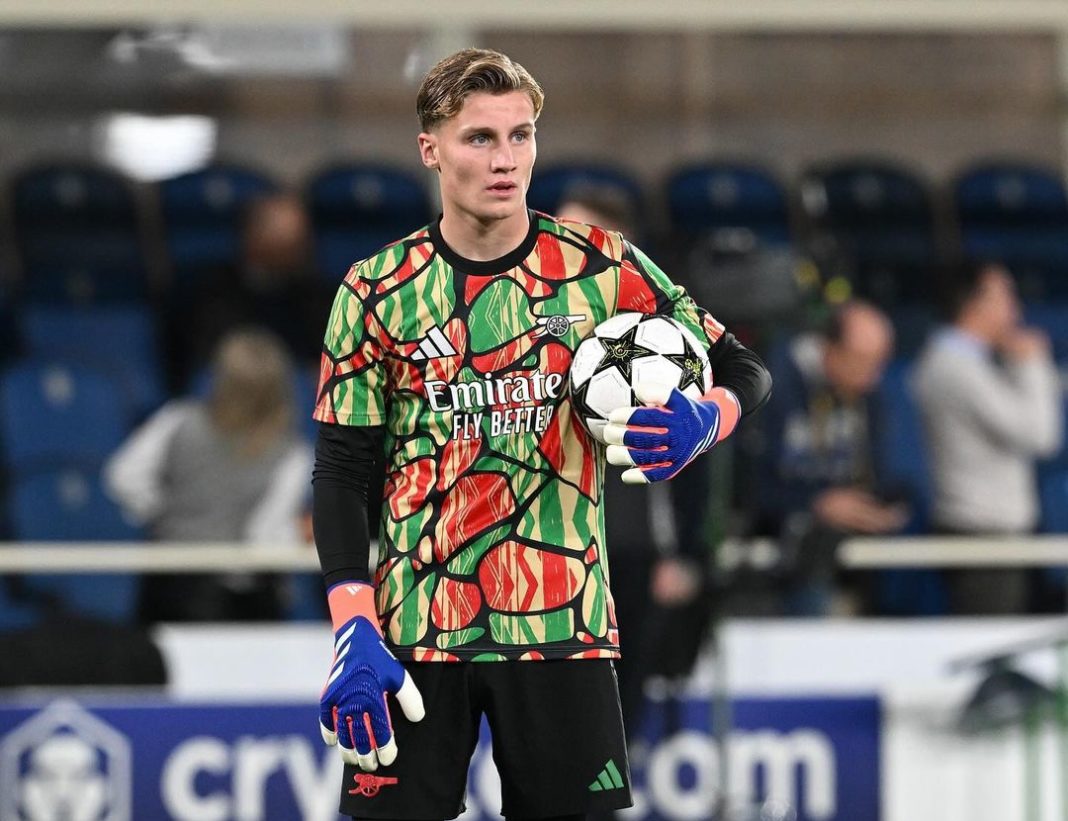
left=311, top=422, right=385, bottom=588
left=705, top=331, right=773, bottom=420
left=311, top=334, right=771, bottom=585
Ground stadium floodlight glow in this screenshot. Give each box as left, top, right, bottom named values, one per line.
left=95, top=113, right=217, bottom=182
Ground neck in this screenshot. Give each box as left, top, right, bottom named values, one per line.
left=438, top=207, right=529, bottom=261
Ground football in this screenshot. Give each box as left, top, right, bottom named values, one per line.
left=568, top=312, right=712, bottom=443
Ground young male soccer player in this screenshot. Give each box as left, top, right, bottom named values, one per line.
left=312, top=48, right=772, bottom=821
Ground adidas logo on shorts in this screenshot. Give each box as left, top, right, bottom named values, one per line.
left=411, top=326, right=458, bottom=360
left=588, top=759, right=625, bottom=792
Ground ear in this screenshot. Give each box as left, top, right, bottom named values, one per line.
left=417, top=132, right=438, bottom=170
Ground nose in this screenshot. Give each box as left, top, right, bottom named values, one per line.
left=491, top=144, right=516, bottom=172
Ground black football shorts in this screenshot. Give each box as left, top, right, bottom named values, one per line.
left=342, top=659, right=632, bottom=820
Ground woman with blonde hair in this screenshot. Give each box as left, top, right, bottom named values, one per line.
left=106, top=327, right=312, bottom=622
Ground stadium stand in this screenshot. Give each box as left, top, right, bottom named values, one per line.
left=11, top=163, right=149, bottom=304
left=20, top=305, right=165, bottom=422
left=666, top=162, right=791, bottom=246
left=307, top=163, right=431, bottom=280
left=159, top=163, right=277, bottom=289
left=526, top=162, right=644, bottom=222
left=954, top=161, right=1068, bottom=301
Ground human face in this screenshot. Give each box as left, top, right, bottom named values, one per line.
left=418, top=90, right=536, bottom=227
left=973, top=266, right=1021, bottom=344
left=824, top=308, right=894, bottom=399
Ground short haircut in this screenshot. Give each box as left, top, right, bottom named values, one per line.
left=417, top=48, right=545, bottom=132
left=822, top=299, right=886, bottom=346
left=940, top=258, right=1002, bottom=321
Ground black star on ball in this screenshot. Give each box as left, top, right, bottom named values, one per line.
left=593, top=325, right=659, bottom=383
left=663, top=337, right=706, bottom=392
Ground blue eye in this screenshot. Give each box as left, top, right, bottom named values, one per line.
left=471, top=134, right=489, bottom=145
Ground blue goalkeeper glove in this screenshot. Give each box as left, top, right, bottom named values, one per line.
left=320, top=582, right=425, bottom=772
left=603, top=382, right=740, bottom=484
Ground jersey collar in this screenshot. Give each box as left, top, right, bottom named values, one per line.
left=429, top=209, right=539, bottom=276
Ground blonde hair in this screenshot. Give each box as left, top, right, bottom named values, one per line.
left=417, top=48, right=544, bottom=132
left=208, top=328, right=294, bottom=457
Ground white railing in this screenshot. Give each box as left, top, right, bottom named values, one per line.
left=838, top=536, right=1068, bottom=569
left=2, top=535, right=1068, bottom=575
left=0, top=542, right=320, bottom=573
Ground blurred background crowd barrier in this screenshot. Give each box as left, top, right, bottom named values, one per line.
left=2, top=2, right=1068, bottom=819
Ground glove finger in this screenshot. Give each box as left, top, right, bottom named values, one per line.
left=367, top=694, right=394, bottom=753
left=339, top=744, right=361, bottom=767
left=347, top=712, right=380, bottom=772
left=355, top=734, right=380, bottom=772
left=624, top=463, right=676, bottom=484
left=605, top=444, right=634, bottom=467
left=624, top=428, right=666, bottom=450
left=602, top=423, right=665, bottom=450
left=395, top=672, right=426, bottom=722
left=607, top=405, right=670, bottom=428
left=376, top=736, right=399, bottom=768
left=607, top=444, right=674, bottom=468
left=335, top=710, right=374, bottom=761
left=319, top=703, right=339, bottom=746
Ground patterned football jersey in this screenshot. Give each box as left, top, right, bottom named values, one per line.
left=314, top=211, right=725, bottom=661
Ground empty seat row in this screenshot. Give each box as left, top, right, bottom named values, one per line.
left=7, top=158, right=1068, bottom=308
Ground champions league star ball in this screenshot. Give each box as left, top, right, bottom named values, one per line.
left=568, top=312, right=712, bottom=444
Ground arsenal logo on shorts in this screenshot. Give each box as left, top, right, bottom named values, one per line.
left=349, top=773, right=400, bottom=797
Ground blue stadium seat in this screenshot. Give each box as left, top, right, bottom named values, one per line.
left=0, top=582, right=39, bottom=631
left=9, top=468, right=142, bottom=623
left=0, top=283, right=16, bottom=367
left=800, top=160, right=937, bottom=305
left=1023, top=303, right=1068, bottom=365
left=11, top=469, right=142, bottom=541
left=666, top=163, right=791, bottom=245
left=1040, top=467, right=1068, bottom=533
left=159, top=164, right=277, bottom=283
left=527, top=163, right=644, bottom=220
left=954, top=162, right=1068, bottom=300
left=21, top=306, right=165, bottom=421
left=308, top=164, right=430, bottom=281
left=0, top=363, right=128, bottom=472
left=888, top=304, right=937, bottom=360
left=12, top=164, right=149, bottom=304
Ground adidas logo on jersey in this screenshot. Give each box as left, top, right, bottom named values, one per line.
left=411, top=326, right=459, bottom=360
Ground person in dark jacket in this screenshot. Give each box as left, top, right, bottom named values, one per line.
left=757, top=300, right=910, bottom=615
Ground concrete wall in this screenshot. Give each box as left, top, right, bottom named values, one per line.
left=0, top=29, right=1062, bottom=195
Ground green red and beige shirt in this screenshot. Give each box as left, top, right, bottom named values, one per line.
left=313, top=211, right=725, bottom=661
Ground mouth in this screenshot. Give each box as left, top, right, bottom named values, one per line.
left=487, top=182, right=518, bottom=195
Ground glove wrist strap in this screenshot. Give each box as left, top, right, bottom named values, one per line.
left=326, top=581, right=379, bottom=633
left=700, top=387, right=741, bottom=447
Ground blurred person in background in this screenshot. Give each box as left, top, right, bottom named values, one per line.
left=756, top=300, right=911, bottom=615
left=914, top=261, right=1063, bottom=614
left=105, top=327, right=313, bottom=622
left=558, top=184, right=714, bottom=753
left=167, top=191, right=334, bottom=389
